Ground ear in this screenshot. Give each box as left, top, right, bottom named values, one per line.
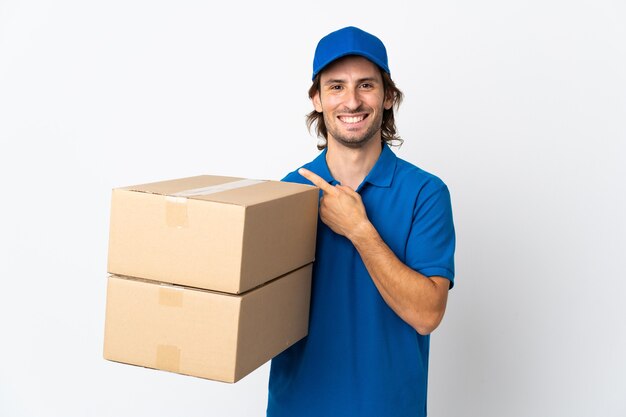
left=312, top=92, right=323, bottom=113
left=383, top=91, right=393, bottom=110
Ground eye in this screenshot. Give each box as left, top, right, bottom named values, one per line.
left=329, top=84, right=343, bottom=91
left=360, top=83, right=373, bottom=89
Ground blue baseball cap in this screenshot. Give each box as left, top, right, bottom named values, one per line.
left=312, top=26, right=390, bottom=80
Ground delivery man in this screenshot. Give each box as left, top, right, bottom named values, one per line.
left=267, top=26, right=456, bottom=417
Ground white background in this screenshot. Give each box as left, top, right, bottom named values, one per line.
left=1, top=1, right=625, bottom=416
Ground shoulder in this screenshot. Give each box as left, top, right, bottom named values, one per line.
left=281, top=169, right=305, bottom=184
left=393, top=156, right=449, bottom=198
left=281, top=160, right=317, bottom=185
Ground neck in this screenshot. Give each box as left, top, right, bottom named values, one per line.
left=325, top=137, right=383, bottom=190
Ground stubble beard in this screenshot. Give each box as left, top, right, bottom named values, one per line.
left=323, top=108, right=384, bottom=149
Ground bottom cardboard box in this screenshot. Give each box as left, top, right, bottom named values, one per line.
left=103, top=264, right=312, bottom=383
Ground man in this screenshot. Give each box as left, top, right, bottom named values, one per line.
left=267, top=26, right=456, bottom=417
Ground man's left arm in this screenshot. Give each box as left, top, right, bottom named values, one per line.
left=299, top=168, right=451, bottom=335
left=348, top=220, right=450, bottom=335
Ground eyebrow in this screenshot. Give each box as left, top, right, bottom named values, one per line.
left=322, top=77, right=380, bottom=86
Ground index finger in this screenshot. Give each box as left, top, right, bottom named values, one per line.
left=298, top=168, right=335, bottom=194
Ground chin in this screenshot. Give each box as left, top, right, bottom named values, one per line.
left=336, top=138, right=370, bottom=149
left=333, top=132, right=379, bottom=149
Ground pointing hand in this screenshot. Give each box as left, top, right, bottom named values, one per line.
left=299, top=168, right=371, bottom=240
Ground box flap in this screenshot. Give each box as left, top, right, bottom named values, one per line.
left=117, top=175, right=317, bottom=207
left=192, top=180, right=316, bottom=206
left=120, top=175, right=245, bottom=196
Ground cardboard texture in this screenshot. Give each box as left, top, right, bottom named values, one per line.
left=107, top=175, right=318, bottom=294
left=103, top=264, right=313, bottom=383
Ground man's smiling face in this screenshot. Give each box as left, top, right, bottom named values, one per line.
left=313, top=55, right=393, bottom=149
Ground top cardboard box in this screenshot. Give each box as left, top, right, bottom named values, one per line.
left=107, top=175, right=318, bottom=294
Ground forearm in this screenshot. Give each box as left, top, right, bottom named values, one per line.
left=295, top=168, right=450, bottom=334
left=348, top=221, right=449, bottom=335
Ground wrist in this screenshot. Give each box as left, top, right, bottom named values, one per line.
left=347, top=219, right=376, bottom=246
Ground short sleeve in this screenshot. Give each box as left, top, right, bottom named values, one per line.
left=405, top=182, right=456, bottom=288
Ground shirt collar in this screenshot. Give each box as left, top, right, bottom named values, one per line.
left=308, top=148, right=337, bottom=184
left=307, top=143, right=397, bottom=188
left=361, top=144, right=397, bottom=188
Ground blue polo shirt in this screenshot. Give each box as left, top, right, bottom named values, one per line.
left=267, top=144, right=455, bottom=417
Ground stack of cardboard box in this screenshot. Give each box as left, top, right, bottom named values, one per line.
left=103, top=175, right=318, bottom=383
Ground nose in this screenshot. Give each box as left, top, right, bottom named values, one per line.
left=343, top=87, right=362, bottom=111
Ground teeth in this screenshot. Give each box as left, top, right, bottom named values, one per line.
left=340, top=115, right=365, bottom=123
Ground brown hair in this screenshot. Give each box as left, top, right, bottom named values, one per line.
left=306, top=69, right=404, bottom=150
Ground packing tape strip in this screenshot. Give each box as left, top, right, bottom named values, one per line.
left=156, top=344, right=181, bottom=373
left=171, top=178, right=265, bottom=197
left=159, top=284, right=184, bottom=307
left=165, top=196, right=188, bottom=228
left=164, top=179, right=265, bottom=228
